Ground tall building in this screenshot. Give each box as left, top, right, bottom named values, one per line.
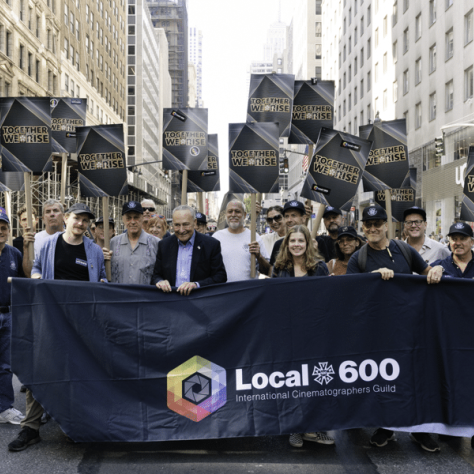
left=189, top=27, right=202, bottom=107
left=146, top=0, right=188, bottom=109
left=323, top=0, right=474, bottom=235
left=127, top=0, right=172, bottom=216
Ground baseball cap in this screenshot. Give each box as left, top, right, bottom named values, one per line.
left=283, top=200, right=306, bottom=215
left=0, top=207, right=10, bottom=225
left=447, top=222, right=473, bottom=238
left=337, top=225, right=361, bottom=241
left=95, top=216, right=115, bottom=228
left=361, top=204, right=387, bottom=221
left=196, top=212, right=207, bottom=224
left=122, top=201, right=143, bottom=215
left=403, top=206, right=427, bottom=222
left=66, top=203, right=95, bottom=219
left=323, top=206, right=342, bottom=218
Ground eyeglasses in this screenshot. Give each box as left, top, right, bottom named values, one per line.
left=404, top=219, right=424, bottom=227
left=142, top=207, right=155, bottom=212
left=266, top=214, right=283, bottom=224
left=362, top=220, right=386, bottom=229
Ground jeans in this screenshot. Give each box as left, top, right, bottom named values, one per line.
left=0, top=311, right=13, bottom=412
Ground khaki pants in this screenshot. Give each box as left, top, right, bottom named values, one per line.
left=20, top=389, right=44, bottom=431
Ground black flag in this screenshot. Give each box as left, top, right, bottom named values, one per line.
left=359, top=119, right=409, bottom=190
left=0, top=97, right=51, bottom=173
left=247, top=74, right=295, bottom=138
left=76, top=124, right=128, bottom=197
left=301, top=128, right=372, bottom=209
left=229, top=122, right=279, bottom=194
left=162, top=108, right=208, bottom=170
left=289, top=80, right=335, bottom=144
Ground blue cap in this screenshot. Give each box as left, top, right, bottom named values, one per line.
left=323, top=206, right=342, bottom=218
left=0, top=207, right=9, bottom=225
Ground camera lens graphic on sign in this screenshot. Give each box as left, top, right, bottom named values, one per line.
left=167, top=356, right=226, bottom=422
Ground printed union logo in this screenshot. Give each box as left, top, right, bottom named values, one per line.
left=368, top=208, right=377, bottom=216
left=190, top=146, right=200, bottom=156
left=50, top=99, right=59, bottom=107
left=312, top=362, right=335, bottom=385
left=196, top=212, right=203, bottom=218
left=455, top=223, right=464, bottom=229
left=128, top=202, right=136, bottom=208
left=290, top=201, right=299, bottom=207
left=167, top=356, right=226, bottom=422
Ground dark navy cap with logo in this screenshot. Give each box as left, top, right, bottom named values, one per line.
left=0, top=207, right=10, bottom=225
left=283, top=200, right=306, bottom=215
left=337, top=225, right=361, bottom=241
left=67, top=203, right=95, bottom=219
left=403, top=206, right=427, bottom=222
left=361, top=204, right=387, bottom=221
left=323, top=206, right=342, bottom=218
left=122, top=201, right=143, bottom=215
left=447, top=222, right=473, bottom=238
left=196, top=212, right=207, bottom=224
left=95, top=216, right=115, bottom=228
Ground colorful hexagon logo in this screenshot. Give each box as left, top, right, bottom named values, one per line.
left=167, top=356, right=227, bottom=422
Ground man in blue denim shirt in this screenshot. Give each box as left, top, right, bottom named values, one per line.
left=9, top=203, right=106, bottom=452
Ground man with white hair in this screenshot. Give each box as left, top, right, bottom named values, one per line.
left=212, top=200, right=270, bottom=282
left=140, top=198, right=156, bottom=233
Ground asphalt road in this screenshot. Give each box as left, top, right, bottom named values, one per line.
left=2, top=377, right=474, bottom=474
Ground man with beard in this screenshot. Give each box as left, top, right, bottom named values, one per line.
left=152, top=205, right=226, bottom=294
left=317, top=206, right=343, bottom=262
left=212, top=200, right=270, bottom=282
left=260, top=205, right=286, bottom=256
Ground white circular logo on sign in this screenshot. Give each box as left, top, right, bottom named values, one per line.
left=368, top=208, right=377, bottom=216
left=455, top=223, right=464, bottom=229
left=190, top=146, right=200, bottom=156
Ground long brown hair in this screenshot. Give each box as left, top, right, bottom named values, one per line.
left=274, top=225, right=323, bottom=272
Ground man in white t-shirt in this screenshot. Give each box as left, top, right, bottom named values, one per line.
left=213, top=200, right=270, bottom=282
left=34, top=200, right=65, bottom=259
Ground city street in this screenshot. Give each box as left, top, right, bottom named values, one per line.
left=2, top=377, right=474, bottom=474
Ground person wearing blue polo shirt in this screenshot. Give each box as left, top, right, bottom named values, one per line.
left=431, top=222, right=474, bottom=279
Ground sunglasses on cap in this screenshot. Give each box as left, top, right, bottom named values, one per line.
left=143, top=207, right=156, bottom=212
left=266, top=214, right=283, bottom=224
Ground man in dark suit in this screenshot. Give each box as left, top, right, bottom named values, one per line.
left=151, top=205, right=227, bottom=295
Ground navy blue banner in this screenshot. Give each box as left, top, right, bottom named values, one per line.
left=11, top=275, right=474, bottom=442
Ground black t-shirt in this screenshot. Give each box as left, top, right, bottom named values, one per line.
left=317, top=235, right=336, bottom=262
left=13, top=236, right=24, bottom=255
left=54, top=236, right=89, bottom=281
left=270, top=235, right=331, bottom=266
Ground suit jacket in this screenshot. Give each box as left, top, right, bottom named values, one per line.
left=151, top=232, right=227, bottom=287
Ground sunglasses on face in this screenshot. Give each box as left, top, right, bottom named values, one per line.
left=363, top=220, right=387, bottom=229
left=266, top=214, right=283, bottom=224
left=143, top=207, right=155, bottom=212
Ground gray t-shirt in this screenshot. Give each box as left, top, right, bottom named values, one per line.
left=212, top=228, right=269, bottom=282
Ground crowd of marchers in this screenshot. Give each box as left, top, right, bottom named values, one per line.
left=0, top=194, right=473, bottom=454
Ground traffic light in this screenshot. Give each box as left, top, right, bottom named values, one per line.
left=435, top=136, right=445, bottom=158
left=279, top=157, right=289, bottom=174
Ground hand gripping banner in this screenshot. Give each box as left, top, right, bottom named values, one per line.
left=228, top=122, right=279, bottom=194
left=289, top=80, right=335, bottom=145
left=76, top=124, right=128, bottom=197
left=50, top=97, right=87, bottom=154
left=300, top=128, right=372, bottom=209
left=187, top=134, right=220, bottom=193
left=359, top=119, right=410, bottom=190
left=460, top=146, right=474, bottom=221
left=0, top=97, right=51, bottom=174
left=247, top=74, right=295, bottom=138
left=162, top=108, right=208, bottom=170
left=11, top=275, right=474, bottom=443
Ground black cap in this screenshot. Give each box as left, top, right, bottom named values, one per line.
left=66, top=203, right=95, bottom=219
left=337, top=225, right=361, bottom=241
left=323, top=206, right=342, bottom=218
left=361, top=204, right=387, bottom=221
left=403, top=206, right=426, bottom=222
left=122, top=201, right=143, bottom=215
left=95, top=216, right=115, bottom=227
left=196, top=212, right=207, bottom=224
left=283, top=200, right=306, bottom=215
left=447, top=222, right=473, bottom=237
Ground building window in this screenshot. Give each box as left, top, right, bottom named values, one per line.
left=445, top=80, right=454, bottom=110
left=6, top=31, right=11, bottom=57
left=383, top=16, right=387, bottom=37
left=429, top=92, right=437, bottom=120
left=415, top=58, right=422, bottom=85
left=315, top=66, right=322, bottom=79
left=415, top=103, right=422, bottom=129
left=465, top=10, right=473, bottom=45
left=349, top=65, right=352, bottom=82
left=315, top=22, right=321, bottom=37
left=404, top=111, right=409, bottom=131
left=361, top=16, right=364, bottom=35
left=367, top=38, right=371, bottom=58
left=349, top=94, right=351, bottom=111
left=354, top=86, right=358, bottom=105
left=415, top=14, right=421, bottom=40
left=367, top=104, right=372, bottom=121
left=367, top=71, right=371, bottom=91
left=403, top=28, right=409, bottom=54
left=355, top=56, right=358, bottom=74
left=361, top=47, right=364, bottom=66
left=429, top=44, right=436, bottom=73
left=445, top=29, right=453, bottom=60
left=383, top=89, right=388, bottom=110
left=446, top=0, right=453, bottom=10
left=35, top=59, right=40, bottom=82
left=392, top=2, right=398, bottom=26
left=360, top=111, right=364, bottom=127
left=383, top=52, right=387, bottom=73
left=19, top=44, right=24, bottom=70
left=393, top=81, right=398, bottom=102
left=393, top=40, right=398, bottom=63
left=403, top=69, right=409, bottom=95
left=354, top=28, right=358, bottom=45
left=367, top=5, right=371, bottom=25
left=36, top=15, right=40, bottom=38
left=403, top=0, right=409, bottom=13
left=27, top=52, right=32, bottom=76
left=429, top=0, right=436, bottom=25
left=375, top=62, right=378, bottom=82
left=315, top=44, right=321, bottom=59
left=361, top=79, right=364, bottom=98
left=375, top=29, right=378, bottom=48
left=343, top=72, right=346, bottom=89
left=316, top=0, right=322, bottom=15
left=465, top=66, right=474, bottom=101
